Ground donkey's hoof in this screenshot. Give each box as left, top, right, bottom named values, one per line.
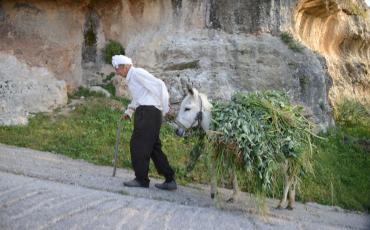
left=211, top=193, right=215, bottom=199
left=276, top=205, right=283, bottom=210
left=286, top=206, right=294, bottom=210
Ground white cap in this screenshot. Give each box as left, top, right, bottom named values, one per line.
left=112, top=55, right=133, bottom=68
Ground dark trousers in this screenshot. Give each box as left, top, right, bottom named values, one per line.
left=130, top=105, right=174, bottom=185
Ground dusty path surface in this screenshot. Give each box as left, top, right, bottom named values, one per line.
left=0, top=143, right=369, bottom=230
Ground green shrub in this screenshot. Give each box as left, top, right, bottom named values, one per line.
left=334, top=98, right=370, bottom=126
left=103, top=40, right=125, bottom=64
left=280, top=32, right=304, bottom=53
left=297, top=96, right=370, bottom=211
left=300, top=124, right=370, bottom=211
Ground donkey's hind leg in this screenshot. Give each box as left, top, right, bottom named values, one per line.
left=277, top=160, right=290, bottom=209
left=210, top=159, right=217, bottom=199
left=227, top=171, right=239, bottom=203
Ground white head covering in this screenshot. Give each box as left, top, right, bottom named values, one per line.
left=112, top=55, right=133, bottom=68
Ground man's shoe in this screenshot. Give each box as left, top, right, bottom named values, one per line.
left=155, top=180, right=177, bottom=191
left=123, top=179, right=149, bottom=188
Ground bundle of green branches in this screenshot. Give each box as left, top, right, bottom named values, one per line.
left=211, top=90, right=315, bottom=191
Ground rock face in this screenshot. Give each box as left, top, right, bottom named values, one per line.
left=0, top=0, right=369, bottom=128
left=204, top=0, right=296, bottom=33
left=144, top=32, right=333, bottom=130
left=0, top=53, right=67, bottom=125
left=0, top=1, right=85, bottom=90
left=293, top=0, right=370, bottom=104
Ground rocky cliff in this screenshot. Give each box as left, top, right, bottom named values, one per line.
left=293, top=0, right=369, bottom=104
left=0, top=0, right=369, bottom=129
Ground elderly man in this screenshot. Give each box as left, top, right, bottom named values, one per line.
left=112, top=55, right=177, bottom=191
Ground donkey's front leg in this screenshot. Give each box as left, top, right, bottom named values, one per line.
left=227, top=170, right=239, bottom=203
left=287, top=177, right=297, bottom=210
left=277, top=160, right=290, bottom=209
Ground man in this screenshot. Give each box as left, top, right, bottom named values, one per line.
left=112, top=55, right=177, bottom=191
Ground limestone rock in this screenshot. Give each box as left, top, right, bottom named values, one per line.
left=132, top=32, right=333, bottom=130
left=0, top=53, right=67, bottom=125
left=293, top=0, right=370, bottom=104
left=88, top=86, right=111, bottom=98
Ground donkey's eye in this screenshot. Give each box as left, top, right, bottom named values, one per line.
left=184, top=108, right=191, bottom=111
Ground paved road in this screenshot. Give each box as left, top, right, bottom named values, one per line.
left=0, top=144, right=369, bottom=229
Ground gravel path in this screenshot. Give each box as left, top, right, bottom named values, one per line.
left=0, top=144, right=369, bottom=229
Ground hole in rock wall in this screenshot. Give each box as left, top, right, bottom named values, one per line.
left=171, top=0, right=182, bottom=13
left=82, top=9, right=99, bottom=64
left=0, top=6, right=5, bottom=22
left=81, top=8, right=103, bottom=86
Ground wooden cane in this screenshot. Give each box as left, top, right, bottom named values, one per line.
left=112, top=118, right=123, bottom=177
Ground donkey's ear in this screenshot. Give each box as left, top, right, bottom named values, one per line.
left=187, top=84, right=194, bottom=95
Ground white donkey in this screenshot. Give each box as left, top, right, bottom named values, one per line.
left=174, top=86, right=240, bottom=203
left=175, top=86, right=298, bottom=209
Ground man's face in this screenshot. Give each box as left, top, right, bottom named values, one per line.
left=115, top=65, right=130, bottom=77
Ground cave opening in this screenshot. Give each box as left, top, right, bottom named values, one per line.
left=82, top=9, right=99, bottom=64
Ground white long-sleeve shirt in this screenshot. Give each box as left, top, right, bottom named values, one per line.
left=124, top=66, right=170, bottom=117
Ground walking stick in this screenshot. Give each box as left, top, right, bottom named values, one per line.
left=112, top=118, right=123, bottom=177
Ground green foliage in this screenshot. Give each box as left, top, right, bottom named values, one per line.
left=299, top=96, right=370, bottom=211
left=100, top=72, right=117, bottom=96
left=103, top=40, right=125, bottom=64
left=334, top=98, right=370, bottom=126
left=300, top=125, right=370, bottom=211
left=0, top=98, right=130, bottom=166
left=85, top=26, right=96, bottom=47
left=211, top=91, right=315, bottom=191
left=102, top=82, right=116, bottom=96
left=280, top=32, right=304, bottom=53
left=184, top=130, right=206, bottom=172
left=103, top=72, right=115, bottom=83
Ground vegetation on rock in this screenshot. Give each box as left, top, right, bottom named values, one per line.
left=280, top=32, right=303, bottom=53
left=103, top=40, right=125, bottom=64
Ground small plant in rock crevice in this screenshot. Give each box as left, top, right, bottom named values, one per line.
left=280, top=32, right=304, bottom=53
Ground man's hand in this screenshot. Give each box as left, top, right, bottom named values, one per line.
left=121, top=114, right=131, bottom=121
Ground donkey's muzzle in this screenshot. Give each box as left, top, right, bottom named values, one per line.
left=175, top=128, right=185, bottom=137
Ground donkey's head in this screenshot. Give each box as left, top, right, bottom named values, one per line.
left=175, top=85, right=212, bottom=137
